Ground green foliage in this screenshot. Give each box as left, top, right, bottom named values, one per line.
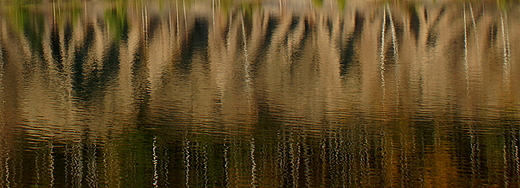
left=337, top=0, right=347, bottom=11
left=6, top=4, right=45, bottom=56
left=313, top=0, right=325, bottom=7
left=105, top=3, right=129, bottom=41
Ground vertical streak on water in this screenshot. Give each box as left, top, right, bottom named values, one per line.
left=233, top=141, right=241, bottom=187
left=211, top=0, right=217, bottom=36
left=49, top=142, right=55, bottom=187
left=302, top=140, right=311, bottom=187
left=223, top=142, right=230, bottom=188
left=320, top=138, right=326, bottom=186
left=363, top=129, right=370, bottom=186
left=380, top=7, right=387, bottom=100
left=517, top=132, right=520, bottom=184
left=212, top=0, right=216, bottom=35
left=0, top=21, right=5, bottom=188
left=72, top=143, right=83, bottom=188
left=241, top=12, right=252, bottom=99
left=276, top=133, right=283, bottom=186
left=89, top=144, right=98, bottom=188
left=508, top=134, right=520, bottom=186
left=83, top=1, right=87, bottom=26
left=338, top=136, right=346, bottom=188
left=4, top=157, right=9, bottom=188
left=515, top=142, right=520, bottom=185
left=176, top=0, right=180, bottom=43
left=102, top=146, right=108, bottom=187
left=144, top=0, right=149, bottom=42
left=388, top=6, right=402, bottom=184
left=463, top=5, right=469, bottom=94
left=183, top=140, right=190, bottom=188
left=226, top=7, right=233, bottom=52
left=202, top=144, right=208, bottom=187
left=469, top=127, right=480, bottom=186
left=36, top=145, right=41, bottom=187
left=293, top=139, right=300, bottom=188
left=183, top=0, right=188, bottom=36
left=469, top=4, right=480, bottom=71
left=65, top=144, right=70, bottom=187
left=378, top=9, right=388, bottom=185
left=84, top=141, right=98, bottom=187
left=399, top=128, right=407, bottom=187
left=468, top=5, right=481, bottom=185
left=164, top=149, right=170, bottom=187
left=141, top=0, right=145, bottom=38
left=241, top=11, right=254, bottom=121
left=279, top=0, right=282, bottom=14
left=211, top=0, right=217, bottom=35
left=504, top=142, right=509, bottom=187
left=52, top=1, right=56, bottom=24
left=499, top=11, right=510, bottom=91
left=250, top=138, right=257, bottom=188
left=169, top=3, right=173, bottom=48
left=465, top=5, right=477, bottom=185
left=152, top=136, right=158, bottom=188
left=387, top=5, right=399, bottom=104
left=284, top=134, right=289, bottom=186
left=242, top=12, right=250, bottom=82
left=330, top=136, right=337, bottom=185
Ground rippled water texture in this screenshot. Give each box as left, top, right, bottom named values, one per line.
left=1, top=0, right=520, bottom=187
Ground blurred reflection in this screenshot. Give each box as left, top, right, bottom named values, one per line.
left=1, top=0, right=520, bottom=187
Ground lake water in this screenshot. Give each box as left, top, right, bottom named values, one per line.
left=1, top=0, right=520, bottom=187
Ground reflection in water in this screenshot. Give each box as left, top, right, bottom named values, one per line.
left=1, top=0, right=520, bottom=187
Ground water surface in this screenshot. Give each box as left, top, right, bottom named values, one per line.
left=1, top=0, right=520, bottom=187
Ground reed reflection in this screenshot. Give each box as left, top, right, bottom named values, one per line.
left=0, top=0, right=520, bottom=187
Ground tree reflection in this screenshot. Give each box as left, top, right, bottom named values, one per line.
left=0, top=0, right=520, bottom=187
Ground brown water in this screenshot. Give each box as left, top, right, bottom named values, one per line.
left=1, top=0, right=520, bottom=187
